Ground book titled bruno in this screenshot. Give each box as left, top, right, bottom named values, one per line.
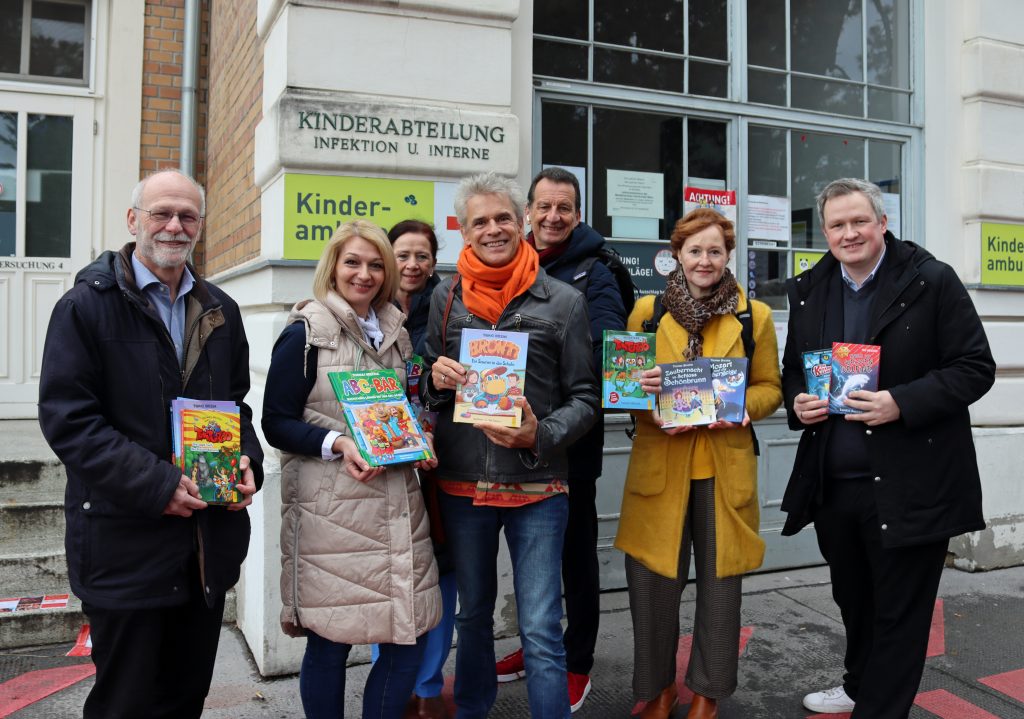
left=171, top=398, right=242, bottom=504
left=329, top=369, right=434, bottom=467
left=602, top=330, right=656, bottom=410
left=454, top=329, right=529, bottom=427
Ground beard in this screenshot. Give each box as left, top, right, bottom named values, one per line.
left=138, top=229, right=195, bottom=269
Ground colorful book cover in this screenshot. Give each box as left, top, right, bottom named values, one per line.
left=602, top=330, right=656, bottom=410
left=708, top=357, right=749, bottom=424
left=454, top=329, right=529, bottom=427
left=802, top=349, right=832, bottom=400
left=828, top=342, right=882, bottom=415
left=172, top=398, right=242, bottom=504
left=658, top=360, right=716, bottom=428
left=329, top=369, right=435, bottom=467
left=406, top=355, right=437, bottom=435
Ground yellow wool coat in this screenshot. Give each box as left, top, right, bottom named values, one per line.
left=614, top=289, right=783, bottom=579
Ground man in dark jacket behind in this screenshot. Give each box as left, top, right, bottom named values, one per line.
left=781, top=178, right=995, bottom=719
left=38, top=169, right=264, bottom=719
left=493, top=166, right=626, bottom=712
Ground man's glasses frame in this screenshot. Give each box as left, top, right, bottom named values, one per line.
left=133, top=207, right=204, bottom=231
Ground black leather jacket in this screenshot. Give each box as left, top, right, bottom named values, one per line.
left=421, top=268, right=599, bottom=485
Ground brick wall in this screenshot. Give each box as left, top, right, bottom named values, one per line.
left=203, top=0, right=263, bottom=275
left=140, top=0, right=210, bottom=268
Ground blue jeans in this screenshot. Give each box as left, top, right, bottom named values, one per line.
left=439, top=491, right=571, bottom=719
left=370, top=570, right=457, bottom=697
left=300, top=630, right=426, bottom=719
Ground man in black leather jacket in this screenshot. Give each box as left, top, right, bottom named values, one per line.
left=421, top=172, right=598, bottom=719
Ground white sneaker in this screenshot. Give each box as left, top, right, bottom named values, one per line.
left=803, top=685, right=856, bottom=713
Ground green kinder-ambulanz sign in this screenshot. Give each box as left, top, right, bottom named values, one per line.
left=981, top=222, right=1024, bottom=287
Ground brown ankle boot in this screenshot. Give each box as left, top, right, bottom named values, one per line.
left=639, top=683, right=679, bottom=718
left=685, top=693, right=718, bottom=719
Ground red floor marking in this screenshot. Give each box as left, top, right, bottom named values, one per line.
left=630, top=626, right=755, bottom=716
left=927, top=598, right=945, bottom=658
left=0, top=663, right=95, bottom=718
left=978, top=667, right=1024, bottom=704
left=914, top=688, right=1003, bottom=719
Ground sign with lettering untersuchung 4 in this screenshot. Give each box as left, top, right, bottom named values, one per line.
left=284, top=174, right=434, bottom=260
left=981, top=222, right=1024, bottom=287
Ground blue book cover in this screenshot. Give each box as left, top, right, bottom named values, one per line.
left=708, top=357, right=749, bottom=423
left=658, top=359, right=716, bottom=427
left=802, top=349, right=832, bottom=401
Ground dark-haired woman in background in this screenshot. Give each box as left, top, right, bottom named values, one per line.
left=386, top=220, right=454, bottom=719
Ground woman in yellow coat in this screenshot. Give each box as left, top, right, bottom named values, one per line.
left=615, top=209, right=782, bottom=719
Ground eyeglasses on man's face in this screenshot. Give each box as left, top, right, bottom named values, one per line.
left=134, top=207, right=204, bottom=231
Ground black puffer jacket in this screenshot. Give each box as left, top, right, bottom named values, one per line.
left=780, top=233, right=994, bottom=547
left=421, top=268, right=598, bottom=485
left=530, top=222, right=626, bottom=483
left=38, top=244, right=264, bottom=609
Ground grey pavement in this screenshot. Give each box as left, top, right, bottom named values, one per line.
left=7, top=562, right=1024, bottom=718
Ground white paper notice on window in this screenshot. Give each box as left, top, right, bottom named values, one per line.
left=882, top=193, right=901, bottom=237
left=746, top=195, right=791, bottom=243
left=607, top=170, right=664, bottom=219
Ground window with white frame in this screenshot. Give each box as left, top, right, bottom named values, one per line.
left=533, top=0, right=917, bottom=311
left=0, top=0, right=91, bottom=85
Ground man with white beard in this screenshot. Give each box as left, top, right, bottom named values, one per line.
left=38, top=169, right=263, bottom=718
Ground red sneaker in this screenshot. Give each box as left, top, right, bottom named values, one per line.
left=495, top=647, right=525, bottom=682
left=568, top=672, right=592, bottom=713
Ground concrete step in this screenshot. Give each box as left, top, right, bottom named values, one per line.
left=0, top=458, right=65, bottom=503
left=0, top=589, right=237, bottom=649
left=0, top=550, right=69, bottom=597
left=0, top=597, right=84, bottom=649
left=0, top=501, right=65, bottom=555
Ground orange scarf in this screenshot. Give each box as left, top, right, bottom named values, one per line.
left=456, top=240, right=539, bottom=325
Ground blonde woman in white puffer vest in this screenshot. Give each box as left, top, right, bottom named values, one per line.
left=263, top=220, right=441, bottom=719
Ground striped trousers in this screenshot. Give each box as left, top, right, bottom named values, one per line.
left=626, top=476, right=743, bottom=702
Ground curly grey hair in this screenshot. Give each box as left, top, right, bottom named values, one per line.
left=453, top=172, right=525, bottom=228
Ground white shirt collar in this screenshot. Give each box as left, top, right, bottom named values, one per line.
left=841, top=245, right=886, bottom=291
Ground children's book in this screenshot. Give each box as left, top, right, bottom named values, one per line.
left=602, top=330, right=656, bottom=410
left=708, top=357, right=749, bottom=424
left=658, top=360, right=716, bottom=428
left=828, top=342, right=882, bottom=415
left=454, top=329, right=529, bottom=427
left=802, top=349, right=832, bottom=401
left=329, top=369, right=435, bottom=467
left=171, top=398, right=242, bottom=504
left=405, top=355, right=437, bottom=435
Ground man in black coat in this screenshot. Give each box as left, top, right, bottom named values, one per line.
left=493, top=166, right=626, bottom=712
left=38, top=170, right=263, bottom=719
left=781, top=178, right=995, bottom=718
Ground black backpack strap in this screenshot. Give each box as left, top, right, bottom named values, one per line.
left=734, top=305, right=760, bottom=456
left=640, top=293, right=666, bottom=334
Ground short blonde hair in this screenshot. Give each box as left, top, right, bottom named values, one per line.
left=312, top=220, right=398, bottom=309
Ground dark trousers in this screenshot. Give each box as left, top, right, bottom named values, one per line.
left=82, top=589, right=225, bottom=719
left=626, top=477, right=742, bottom=701
left=562, top=475, right=601, bottom=675
left=815, top=477, right=948, bottom=719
